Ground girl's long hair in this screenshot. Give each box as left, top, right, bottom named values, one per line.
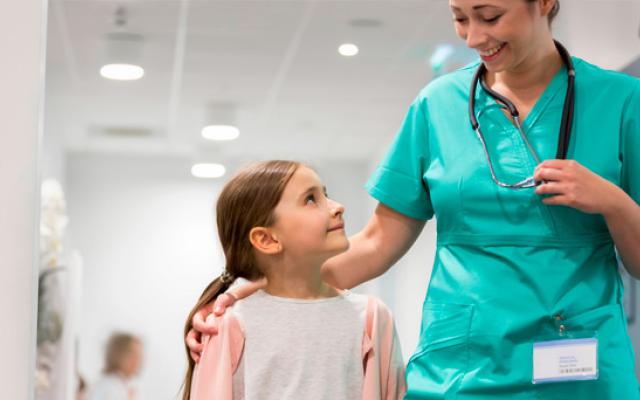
left=181, top=160, right=300, bottom=400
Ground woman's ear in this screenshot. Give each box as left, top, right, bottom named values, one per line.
left=539, top=0, right=557, bottom=17
left=249, top=227, right=282, bottom=255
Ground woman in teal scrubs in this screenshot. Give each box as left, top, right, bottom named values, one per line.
left=187, top=0, right=640, bottom=398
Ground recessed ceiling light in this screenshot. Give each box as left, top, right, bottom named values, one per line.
left=338, top=43, right=359, bottom=57
left=100, top=63, right=144, bottom=81
left=348, top=18, right=383, bottom=28
left=201, top=125, right=240, bottom=141
left=191, top=163, right=226, bottom=179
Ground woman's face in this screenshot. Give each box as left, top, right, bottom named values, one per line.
left=449, top=0, right=551, bottom=73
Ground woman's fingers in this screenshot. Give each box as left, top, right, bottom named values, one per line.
left=541, top=194, right=571, bottom=206
left=190, top=350, right=201, bottom=364
left=535, top=181, right=566, bottom=195
left=185, top=329, right=203, bottom=353
left=192, top=307, right=218, bottom=335
left=533, top=166, right=565, bottom=183
left=213, top=293, right=236, bottom=316
left=186, top=329, right=203, bottom=363
left=536, top=159, right=577, bottom=171
left=187, top=305, right=220, bottom=363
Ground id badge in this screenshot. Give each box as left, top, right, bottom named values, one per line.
left=532, top=337, right=598, bottom=384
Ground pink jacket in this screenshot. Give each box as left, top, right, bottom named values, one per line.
left=190, top=296, right=406, bottom=400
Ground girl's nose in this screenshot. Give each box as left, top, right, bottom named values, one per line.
left=329, top=199, right=345, bottom=217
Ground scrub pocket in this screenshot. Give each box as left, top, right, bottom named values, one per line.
left=561, top=303, right=636, bottom=378
left=405, top=303, right=474, bottom=399
left=534, top=303, right=639, bottom=400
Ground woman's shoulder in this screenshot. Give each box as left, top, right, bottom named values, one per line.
left=426, top=61, right=478, bottom=93
left=574, top=56, right=640, bottom=94
left=410, top=61, right=478, bottom=108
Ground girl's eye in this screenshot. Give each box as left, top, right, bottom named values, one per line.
left=305, top=194, right=316, bottom=205
left=454, top=17, right=467, bottom=23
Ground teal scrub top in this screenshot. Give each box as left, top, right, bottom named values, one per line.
left=366, top=57, right=640, bottom=400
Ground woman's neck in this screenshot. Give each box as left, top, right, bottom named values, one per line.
left=486, top=39, right=562, bottom=95
left=263, top=258, right=340, bottom=299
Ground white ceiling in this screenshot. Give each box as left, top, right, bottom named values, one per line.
left=44, top=0, right=640, bottom=164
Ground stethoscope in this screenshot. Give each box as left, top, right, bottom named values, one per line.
left=468, top=40, right=575, bottom=189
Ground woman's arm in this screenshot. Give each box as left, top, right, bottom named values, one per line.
left=602, top=188, right=640, bottom=276
left=321, top=202, right=426, bottom=289
left=534, top=160, right=640, bottom=277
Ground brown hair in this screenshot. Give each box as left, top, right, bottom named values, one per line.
left=103, top=332, right=140, bottom=374
left=527, top=0, right=560, bottom=25
left=180, top=160, right=301, bottom=400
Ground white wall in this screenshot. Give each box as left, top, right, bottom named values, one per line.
left=0, top=0, right=47, bottom=398
left=41, top=95, right=68, bottom=186
left=67, top=153, right=223, bottom=399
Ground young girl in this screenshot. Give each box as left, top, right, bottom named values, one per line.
left=181, top=160, right=405, bottom=400
left=89, top=332, right=143, bottom=400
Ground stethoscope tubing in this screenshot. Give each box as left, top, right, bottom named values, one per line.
left=468, top=40, right=576, bottom=188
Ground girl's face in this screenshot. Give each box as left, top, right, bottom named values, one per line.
left=450, top=0, right=551, bottom=73
left=271, top=166, right=349, bottom=260
left=120, top=341, right=143, bottom=378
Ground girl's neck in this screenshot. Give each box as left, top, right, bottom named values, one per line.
left=112, top=371, right=130, bottom=381
left=263, top=259, right=340, bottom=299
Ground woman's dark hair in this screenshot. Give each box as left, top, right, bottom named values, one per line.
left=180, top=160, right=301, bottom=400
left=527, top=0, right=560, bottom=25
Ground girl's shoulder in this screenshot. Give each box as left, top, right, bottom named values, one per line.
left=340, top=289, right=370, bottom=307
left=338, top=291, right=397, bottom=324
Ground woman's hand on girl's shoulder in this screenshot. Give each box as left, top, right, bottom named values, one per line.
left=185, top=293, right=236, bottom=363
left=185, top=278, right=266, bottom=363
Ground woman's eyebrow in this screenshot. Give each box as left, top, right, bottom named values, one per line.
left=451, top=4, right=500, bottom=12
left=473, top=5, right=498, bottom=10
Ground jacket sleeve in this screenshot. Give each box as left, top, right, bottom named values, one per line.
left=361, top=296, right=406, bottom=400
left=190, top=312, right=245, bottom=400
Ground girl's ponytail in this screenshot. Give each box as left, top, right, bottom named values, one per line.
left=180, top=274, right=233, bottom=400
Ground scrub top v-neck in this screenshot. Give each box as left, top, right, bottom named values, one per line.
left=366, top=57, right=640, bottom=399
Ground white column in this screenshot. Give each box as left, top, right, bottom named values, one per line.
left=0, top=0, right=48, bottom=398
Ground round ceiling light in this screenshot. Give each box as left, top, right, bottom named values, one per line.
left=338, top=43, right=359, bottom=57
left=100, top=63, right=144, bottom=81
left=191, top=163, right=226, bottom=179
left=201, top=125, right=240, bottom=141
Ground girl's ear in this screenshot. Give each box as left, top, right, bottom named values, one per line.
left=249, top=227, right=282, bottom=255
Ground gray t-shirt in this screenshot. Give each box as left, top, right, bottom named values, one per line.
left=230, top=289, right=368, bottom=400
